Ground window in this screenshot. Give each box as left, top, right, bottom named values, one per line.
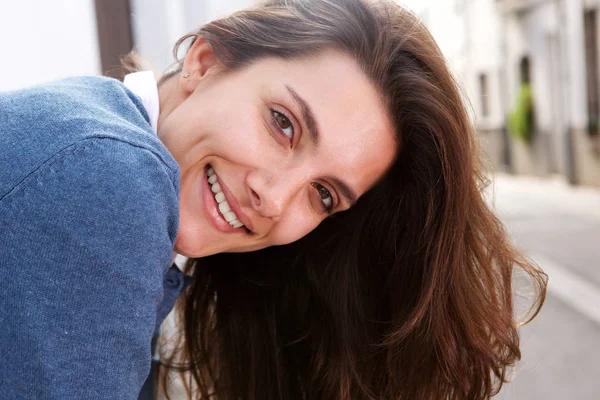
left=584, top=9, right=599, bottom=134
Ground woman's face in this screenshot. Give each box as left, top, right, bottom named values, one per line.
left=158, top=42, right=397, bottom=258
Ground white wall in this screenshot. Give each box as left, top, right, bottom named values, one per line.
left=564, top=0, right=588, bottom=129
left=520, top=2, right=558, bottom=134
left=128, top=0, right=173, bottom=73
left=462, top=0, right=504, bottom=129
left=412, top=0, right=504, bottom=128
left=0, top=0, right=258, bottom=91
left=204, top=0, right=255, bottom=20
left=0, top=0, right=100, bottom=91
left=130, top=0, right=254, bottom=73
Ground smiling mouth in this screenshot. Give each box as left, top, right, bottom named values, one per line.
left=206, top=165, right=247, bottom=230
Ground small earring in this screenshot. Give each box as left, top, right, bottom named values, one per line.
left=182, top=71, right=190, bottom=78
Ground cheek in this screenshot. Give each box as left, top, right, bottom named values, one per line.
left=270, top=210, right=323, bottom=246
left=173, top=174, right=209, bottom=257
left=209, top=112, right=275, bottom=161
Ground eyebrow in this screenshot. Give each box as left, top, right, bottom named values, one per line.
left=285, top=85, right=357, bottom=207
left=330, top=177, right=357, bottom=206
left=286, top=85, right=320, bottom=146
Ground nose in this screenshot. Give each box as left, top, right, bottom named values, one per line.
left=246, top=169, right=300, bottom=221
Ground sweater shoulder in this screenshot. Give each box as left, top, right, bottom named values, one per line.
left=0, top=136, right=179, bottom=398
left=0, top=76, right=153, bottom=143
left=0, top=76, right=177, bottom=199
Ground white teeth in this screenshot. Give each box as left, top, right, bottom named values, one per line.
left=218, top=202, right=230, bottom=214
left=206, top=166, right=246, bottom=229
left=223, top=211, right=237, bottom=222
left=215, top=192, right=226, bottom=203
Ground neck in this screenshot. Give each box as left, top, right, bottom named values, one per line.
left=157, top=74, right=183, bottom=138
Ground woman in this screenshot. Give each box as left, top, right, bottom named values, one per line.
left=0, top=1, right=546, bottom=400
left=153, top=1, right=547, bottom=399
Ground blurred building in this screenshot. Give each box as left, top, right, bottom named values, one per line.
left=418, top=0, right=600, bottom=186
left=3, top=0, right=599, bottom=186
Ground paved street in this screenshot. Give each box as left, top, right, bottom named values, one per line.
left=488, top=173, right=600, bottom=400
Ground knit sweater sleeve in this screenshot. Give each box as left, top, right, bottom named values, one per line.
left=0, top=137, right=179, bottom=399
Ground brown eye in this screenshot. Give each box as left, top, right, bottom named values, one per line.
left=272, top=110, right=294, bottom=139
left=311, top=182, right=334, bottom=212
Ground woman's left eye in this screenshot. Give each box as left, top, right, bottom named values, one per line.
left=271, top=110, right=295, bottom=141
left=311, top=182, right=334, bottom=213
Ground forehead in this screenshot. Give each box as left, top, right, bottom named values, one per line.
left=247, top=50, right=397, bottom=193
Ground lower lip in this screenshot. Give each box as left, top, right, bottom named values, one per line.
left=201, top=167, right=247, bottom=234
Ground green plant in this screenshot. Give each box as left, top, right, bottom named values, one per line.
left=508, top=83, right=534, bottom=142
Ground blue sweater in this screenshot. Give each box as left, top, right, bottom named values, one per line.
left=0, top=77, right=181, bottom=399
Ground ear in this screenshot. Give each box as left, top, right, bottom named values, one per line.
left=179, top=37, right=221, bottom=94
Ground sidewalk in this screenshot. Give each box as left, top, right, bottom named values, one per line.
left=488, top=172, right=600, bottom=222
left=488, top=171, right=600, bottom=322
left=489, top=173, right=600, bottom=400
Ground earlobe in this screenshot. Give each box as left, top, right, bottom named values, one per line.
left=180, top=37, right=221, bottom=93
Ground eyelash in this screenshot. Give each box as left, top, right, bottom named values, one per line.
left=311, top=182, right=336, bottom=214
left=270, top=109, right=296, bottom=147
left=269, top=108, right=336, bottom=213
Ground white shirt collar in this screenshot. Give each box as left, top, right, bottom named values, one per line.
left=123, top=71, right=160, bottom=134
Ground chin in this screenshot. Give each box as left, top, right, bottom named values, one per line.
left=173, top=234, right=210, bottom=259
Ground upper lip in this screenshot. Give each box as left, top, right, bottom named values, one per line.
left=214, top=172, right=255, bottom=232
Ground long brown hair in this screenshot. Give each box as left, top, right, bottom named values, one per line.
left=159, top=1, right=547, bottom=398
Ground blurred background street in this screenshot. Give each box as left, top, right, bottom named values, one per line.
left=490, top=173, right=600, bottom=399
left=2, top=0, right=599, bottom=398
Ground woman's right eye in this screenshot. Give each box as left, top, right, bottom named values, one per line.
left=271, top=110, right=295, bottom=144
